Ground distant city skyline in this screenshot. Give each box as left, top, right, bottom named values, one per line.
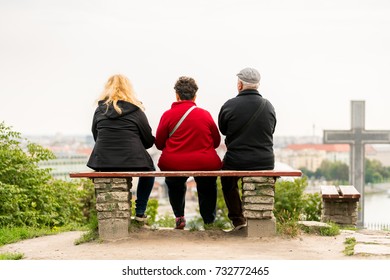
left=1, top=0, right=390, bottom=137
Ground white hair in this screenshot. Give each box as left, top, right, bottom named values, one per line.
left=238, top=78, right=259, bottom=90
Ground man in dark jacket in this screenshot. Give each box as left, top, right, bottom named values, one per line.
left=218, top=67, right=276, bottom=230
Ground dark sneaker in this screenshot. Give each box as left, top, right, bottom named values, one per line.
left=223, top=220, right=248, bottom=233
left=175, top=216, right=186, bottom=229
left=135, top=214, right=147, bottom=223
left=233, top=220, right=247, bottom=231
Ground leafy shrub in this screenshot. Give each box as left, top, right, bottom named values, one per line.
left=0, top=122, right=94, bottom=228
left=302, top=192, right=322, bottom=221
left=155, top=213, right=175, bottom=228
left=145, top=199, right=159, bottom=225
left=274, top=177, right=322, bottom=223
left=274, top=177, right=307, bottom=222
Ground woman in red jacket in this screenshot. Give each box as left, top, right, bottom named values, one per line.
left=155, top=76, right=222, bottom=229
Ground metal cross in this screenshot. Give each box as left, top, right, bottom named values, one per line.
left=323, top=100, right=390, bottom=227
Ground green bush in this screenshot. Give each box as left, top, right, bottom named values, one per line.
left=155, top=213, right=175, bottom=228
left=0, top=122, right=94, bottom=228
left=145, top=199, right=159, bottom=225
left=274, top=177, right=307, bottom=222
left=274, top=177, right=322, bottom=224
left=302, top=192, right=322, bottom=221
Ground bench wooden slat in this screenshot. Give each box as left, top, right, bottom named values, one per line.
left=321, top=185, right=361, bottom=200
left=339, top=185, right=361, bottom=199
left=320, top=185, right=340, bottom=199
left=69, top=170, right=302, bottom=178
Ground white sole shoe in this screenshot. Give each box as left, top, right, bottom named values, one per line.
left=135, top=215, right=147, bottom=222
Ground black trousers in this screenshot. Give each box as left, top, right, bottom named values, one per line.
left=165, top=176, right=217, bottom=224
left=220, top=176, right=246, bottom=227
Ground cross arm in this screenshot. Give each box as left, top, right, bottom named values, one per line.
left=323, top=130, right=355, bottom=144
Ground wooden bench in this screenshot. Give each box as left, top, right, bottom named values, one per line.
left=320, top=185, right=361, bottom=226
left=69, top=170, right=302, bottom=240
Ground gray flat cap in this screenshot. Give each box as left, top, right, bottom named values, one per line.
left=237, top=67, right=261, bottom=84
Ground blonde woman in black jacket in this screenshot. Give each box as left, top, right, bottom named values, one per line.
left=87, top=74, right=155, bottom=223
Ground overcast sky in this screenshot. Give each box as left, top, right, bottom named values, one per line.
left=1, top=0, right=390, bottom=138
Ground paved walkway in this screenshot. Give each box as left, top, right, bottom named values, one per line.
left=348, top=229, right=390, bottom=256
left=1, top=225, right=389, bottom=260
left=299, top=221, right=390, bottom=257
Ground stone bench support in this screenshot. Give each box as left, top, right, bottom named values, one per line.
left=320, top=185, right=361, bottom=227
left=242, top=176, right=276, bottom=237
left=70, top=170, right=302, bottom=240
left=94, top=178, right=132, bottom=240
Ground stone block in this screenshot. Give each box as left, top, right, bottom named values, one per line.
left=96, top=203, right=116, bottom=212
left=111, top=183, right=130, bottom=191
left=113, top=178, right=128, bottom=183
left=96, top=202, right=130, bottom=212
left=94, top=183, right=111, bottom=190
left=243, top=210, right=274, bottom=219
left=243, top=196, right=274, bottom=204
left=262, top=210, right=274, bottom=219
left=243, top=203, right=273, bottom=211
left=96, top=192, right=130, bottom=203
left=93, top=178, right=112, bottom=183
left=242, top=183, right=256, bottom=191
left=243, top=210, right=263, bottom=219
left=117, top=202, right=130, bottom=211
left=98, top=218, right=129, bottom=241
left=243, top=190, right=258, bottom=196
left=247, top=218, right=276, bottom=237
left=243, top=188, right=274, bottom=197
left=97, top=211, right=130, bottom=220
left=243, top=177, right=275, bottom=184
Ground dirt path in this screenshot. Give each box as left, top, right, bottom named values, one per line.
left=2, top=228, right=388, bottom=260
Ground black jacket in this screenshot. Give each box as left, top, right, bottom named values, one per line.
left=87, top=100, right=155, bottom=171
left=218, top=89, right=276, bottom=170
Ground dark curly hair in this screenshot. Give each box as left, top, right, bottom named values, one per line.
left=174, top=76, right=198, bottom=100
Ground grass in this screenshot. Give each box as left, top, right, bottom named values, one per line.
left=343, top=237, right=357, bottom=256
left=282, top=221, right=341, bottom=237
left=74, top=230, right=99, bottom=245
left=318, top=223, right=340, bottom=236
left=0, top=225, right=79, bottom=247
left=74, top=215, right=99, bottom=245
left=277, top=220, right=301, bottom=237
left=0, top=225, right=83, bottom=260
left=0, top=252, right=24, bottom=260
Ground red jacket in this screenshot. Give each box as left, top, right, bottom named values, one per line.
left=155, top=100, right=222, bottom=171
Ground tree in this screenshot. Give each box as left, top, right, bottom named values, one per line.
left=303, top=158, right=390, bottom=184
left=314, top=160, right=349, bottom=183
left=298, top=167, right=315, bottom=179
left=364, top=158, right=390, bottom=184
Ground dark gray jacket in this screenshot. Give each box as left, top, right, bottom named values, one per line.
left=87, top=100, right=155, bottom=171
left=218, top=89, right=276, bottom=170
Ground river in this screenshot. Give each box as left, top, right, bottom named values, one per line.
left=364, top=183, right=390, bottom=228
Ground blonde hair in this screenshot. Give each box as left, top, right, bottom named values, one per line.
left=98, top=74, right=145, bottom=113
